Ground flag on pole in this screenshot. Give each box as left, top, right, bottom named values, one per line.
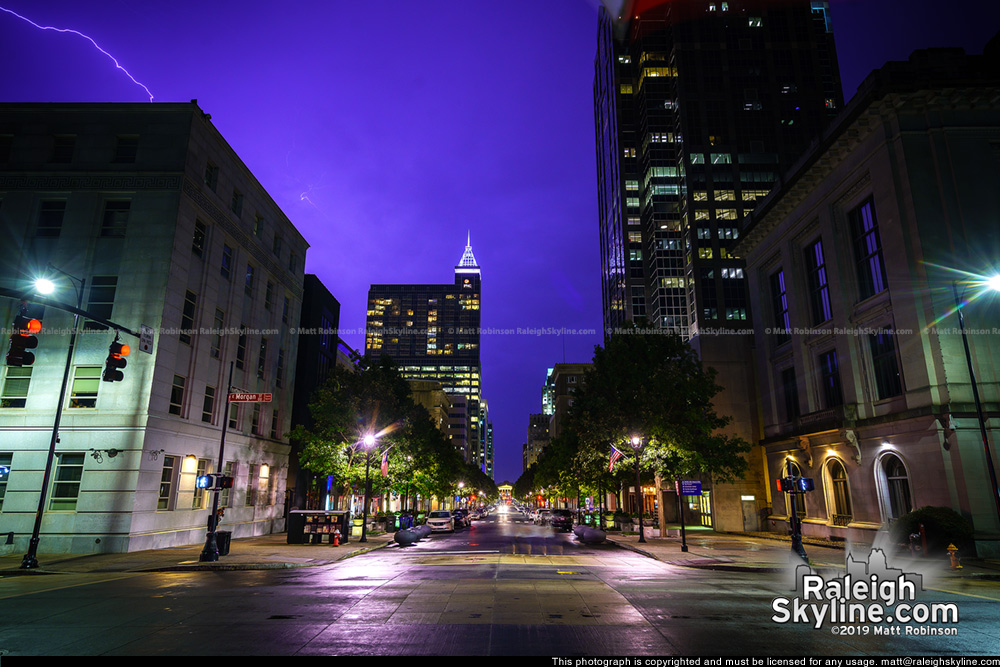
left=380, top=449, right=389, bottom=477
left=609, top=445, right=623, bottom=472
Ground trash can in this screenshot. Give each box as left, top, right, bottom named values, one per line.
left=217, top=530, right=232, bottom=556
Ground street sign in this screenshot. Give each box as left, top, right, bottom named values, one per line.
left=677, top=480, right=702, bottom=496
left=139, top=324, right=154, bottom=354
left=228, top=392, right=272, bottom=403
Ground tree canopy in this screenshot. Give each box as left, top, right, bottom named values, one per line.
left=521, top=327, right=752, bottom=501
left=290, top=355, right=493, bottom=504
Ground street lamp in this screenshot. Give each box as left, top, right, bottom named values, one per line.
left=952, top=278, right=1000, bottom=528
left=359, top=433, right=377, bottom=543
left=629, top=435, right=647, bottom=544
left=21, top=271, right=85, bottom=569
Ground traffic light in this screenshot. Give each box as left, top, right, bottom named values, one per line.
left=6, top=309, right=41, bottom=367
left=102, top=337, right=130, bottom=382
left=196, top=474, right=234, bottom=490
left=777, top=476, right=815, bottom=492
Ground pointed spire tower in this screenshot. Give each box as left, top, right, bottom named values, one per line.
left=455, top=230, right=481, bottom=289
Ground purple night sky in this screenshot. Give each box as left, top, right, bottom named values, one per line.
left=2, top=0, right=999, bottom=484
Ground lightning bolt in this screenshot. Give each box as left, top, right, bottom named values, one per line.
left=0, top=4, right=154, bottom=102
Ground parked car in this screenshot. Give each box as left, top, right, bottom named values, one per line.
left=534, top=509, right=552, bottom=525
left=547, top=509, right=573, bottom=532
left=452, top=509, right=471, bottom=528
left=426, top=510, right=455, bottom=533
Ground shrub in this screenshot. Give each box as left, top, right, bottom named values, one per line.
left=893, top=506, right=974, bottom=556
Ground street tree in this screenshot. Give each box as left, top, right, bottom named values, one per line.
left=571, top=327, right=751, bottom=488
left=291, top=355, right=454, bottom=508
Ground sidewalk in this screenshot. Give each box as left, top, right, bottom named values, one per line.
left=0, top=531, right=396, bottom=575
left=603, top=528, right=1000, bottom=580
left=1, top=526, right=996, bottom=580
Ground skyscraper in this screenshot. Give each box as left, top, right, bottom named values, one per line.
left=593, top=0, right=843, bottom=530
left=595, top=0, right=842, bottom=336
left=365, top=236, right=487, bottom=470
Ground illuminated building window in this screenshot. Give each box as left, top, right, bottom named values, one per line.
left=804, top=239, right=832, bottom=324
left=193, top=459, right=210, bottom=509
left=0, top=452, right=11, bottom=510
left=69, top=366, right=100, bottom=408
left=848, top=197, right=887, bottom=300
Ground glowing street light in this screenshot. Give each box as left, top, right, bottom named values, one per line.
left=359, top=433, right=378, bottom=543
left=629, top=435, right=647, bottom=544
left=21, top=271, right=85, bottom=569
left=33, top=278, right=55, bottom=295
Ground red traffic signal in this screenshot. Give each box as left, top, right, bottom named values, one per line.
left=778, top=477, right=815, bottom=492
left=102, top=338, right=130, bottom=382
left=6, top=312, right=41, bottom=367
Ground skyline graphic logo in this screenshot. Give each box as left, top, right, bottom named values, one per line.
left=772, top=548, right=960, bottom=637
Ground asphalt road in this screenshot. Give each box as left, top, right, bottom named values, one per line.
left=1, top=509, right=998, bottom=656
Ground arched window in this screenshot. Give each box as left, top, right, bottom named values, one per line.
left=828, top=459, right=852, bottom=526
left=880, top=454, right=911, bottom=520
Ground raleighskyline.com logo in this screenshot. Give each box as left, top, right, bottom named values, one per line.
left=771, top=549, right=959, bottom=636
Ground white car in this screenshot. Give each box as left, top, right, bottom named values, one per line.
left=534, top=509, right=551, bottom=525
left=426, top=510, right=455, bottom=533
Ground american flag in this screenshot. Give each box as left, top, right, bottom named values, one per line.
left=609, top=446, right=623, bottom=472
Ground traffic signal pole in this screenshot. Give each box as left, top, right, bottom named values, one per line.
left=200, top=361, right=234, bottom=562
left=20, top=279, right=85, bottom=569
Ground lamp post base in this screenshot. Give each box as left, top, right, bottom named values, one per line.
left=20, top=537, right=41, bottom=569
left=199, top=528, right=219, bottom=562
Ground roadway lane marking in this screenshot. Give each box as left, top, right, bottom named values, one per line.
left=0, top=572, right=143, bottom=600
left=926, top=585, right=1000, bottom=601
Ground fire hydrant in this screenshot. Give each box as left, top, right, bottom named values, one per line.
left=332, top=529, right=341, bottom=547
left=947, top=543, right=962, bottom=570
